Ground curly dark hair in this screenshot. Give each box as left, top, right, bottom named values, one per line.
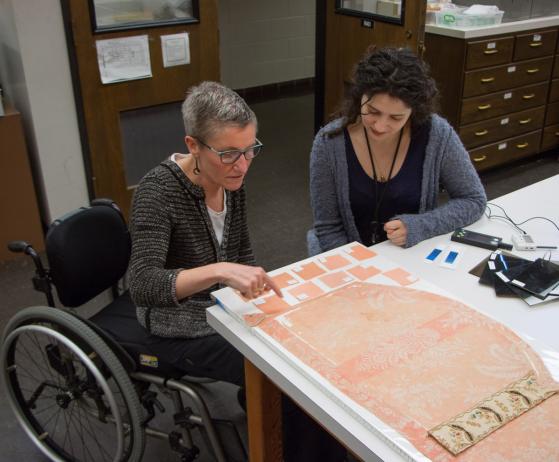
left=328, top=47, right=439, bottom=136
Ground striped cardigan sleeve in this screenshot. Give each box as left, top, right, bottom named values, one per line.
left=128, top=173, right=180, bottom=308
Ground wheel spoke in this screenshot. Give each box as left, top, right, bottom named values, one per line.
left=79, top=401, right=115, bottom=461
left=60, top=402, right=76, bottom=458
left=4, top=313, right=143, bottom=462
left=17, top=334, right=52, bottom=383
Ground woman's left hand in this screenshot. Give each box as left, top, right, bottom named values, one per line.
left=384, top=220, right=407, bottom=247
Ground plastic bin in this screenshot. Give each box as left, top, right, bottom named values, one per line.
left=426, top=1, right=452, bottom=24
left=435, top=8, right=504, bottom=27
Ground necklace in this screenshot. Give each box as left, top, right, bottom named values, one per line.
left=363, top=126, right=404, bottom=244
left=363, top=127, right=403, bottom=182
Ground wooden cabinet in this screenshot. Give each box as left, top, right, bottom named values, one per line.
left=514, top=30, right=558, bottom=61
left=468, top=130, right=541, bottom=170
left=459, top=106, right=545, bottom=148
left=542, top=123, right=559, bottom=151
left=463, top=57, right=553, bottom=97
left=426, top=25, right=559, bottom=171
left=460, top=82, right=548, bottom=124
left=466, top=37, right=514, bottom=69
left=0, top=106, right=44, bottom=261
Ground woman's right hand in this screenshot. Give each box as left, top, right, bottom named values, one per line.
left=216, top=262, right=282, bottom=299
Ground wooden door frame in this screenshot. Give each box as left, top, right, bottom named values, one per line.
left=315, top=0, right=327, bottom=134
left=61, top=0, right=95, bottom=200
left=60, top=0, right=219, bottom=218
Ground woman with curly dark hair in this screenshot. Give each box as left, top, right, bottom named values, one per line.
left=308, top=47, right=486, bottom=253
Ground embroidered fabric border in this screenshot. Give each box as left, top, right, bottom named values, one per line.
left=429, top=372, right=557, bottom=455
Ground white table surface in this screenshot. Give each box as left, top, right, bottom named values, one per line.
left=207, top=174, right=559, bottom=462
left=377, top=174, right=559, bottom=352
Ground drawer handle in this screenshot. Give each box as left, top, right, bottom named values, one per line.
left=480, top=77, right=495, bottom=83
left=483, top=49, right=499, bottom=55
left=526, top=68, right=540, bottom=74
left=529, top=42, right=543, bottom=47
left=478, top=104, right=492, bottom=110
left=473, top=155, right=487, bottom=162
left=555, top=132, right=559, bottom=136
left=516, top=142, right=529, bottom=149
left=519, top=118, right=532, bottom=124
left=522, top=93, right=535, bottom=100
left=475, top=129, right=489, bottom=136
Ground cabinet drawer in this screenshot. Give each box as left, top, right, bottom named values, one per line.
left=463, top=57, right=553, bottom=97
left=542, top=124, right=559, bottom=151
left=469, top=130, right=542, bottom=171
left=460, top=82, right=548, bottom=125
left=554, top=55, right=559, bottom=78
left=514, top=30, right=558, bottom=61
left=546, top=101, right=559, bottom=125
left=459, top=106, right=545, bottom=148
left=550, top=79, right=559, bottom=103
left=466, top=37, right=514, bottom=70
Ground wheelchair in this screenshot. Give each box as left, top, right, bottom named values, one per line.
left=2, top=199, right=246, bottom=462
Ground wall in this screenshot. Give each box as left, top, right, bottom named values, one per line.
left=218, top=0, right=316, bottom=90
left=0, top=0, right=88, bottom=224
left=0, top=0, right=314, bottom=225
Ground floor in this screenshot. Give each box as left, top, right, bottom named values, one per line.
left=1, top=92, right=559, bottom=461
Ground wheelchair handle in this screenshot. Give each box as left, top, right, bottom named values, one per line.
left=8, top=240, right=42, bottom=267
left=8, top=240, right=32, bottom=254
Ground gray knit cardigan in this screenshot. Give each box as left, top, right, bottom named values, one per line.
left=308, top=114, right=487, bottom=254
left=129, top=160, right=255, bottom=338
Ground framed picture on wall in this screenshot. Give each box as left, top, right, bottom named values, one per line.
left=89, top=0, right=200, bottom=33
left=336, top=0, right=405, bottom=25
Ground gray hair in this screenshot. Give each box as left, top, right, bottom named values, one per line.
left=181, top=81, right=257, bottom=141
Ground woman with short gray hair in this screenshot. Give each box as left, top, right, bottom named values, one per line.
left=128, top=81, right=280, bottom=388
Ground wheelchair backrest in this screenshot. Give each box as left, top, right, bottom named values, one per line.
left=46, top=200, right=131, bottom=307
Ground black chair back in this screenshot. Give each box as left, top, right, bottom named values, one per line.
left=46, top=199, right=130, bottom=307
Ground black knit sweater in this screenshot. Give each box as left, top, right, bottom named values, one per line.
left=129, top=159, right=255, bottom=338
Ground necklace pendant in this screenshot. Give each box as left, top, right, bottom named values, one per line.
left=380, top=175, right=386, bottom=182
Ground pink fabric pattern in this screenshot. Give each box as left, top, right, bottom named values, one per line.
left=257, top=282, right=559, bottom=460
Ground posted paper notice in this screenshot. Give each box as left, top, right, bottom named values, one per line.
left=161, top=32, right=190, bottom=67
left=96, top=35, right=152, bottom=84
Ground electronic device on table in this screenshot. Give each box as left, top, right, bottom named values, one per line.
left=512, top=233, right=558, bottom=251
left=451, top=228, right=513, bottom=251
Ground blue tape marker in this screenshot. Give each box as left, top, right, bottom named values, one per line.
left=444, top=251, right=459, bottom=265
left=426, top=248, right=443, bottom=262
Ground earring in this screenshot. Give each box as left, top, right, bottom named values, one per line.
left=193, top=156, right=200, bottom=175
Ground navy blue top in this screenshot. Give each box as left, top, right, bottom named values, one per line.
left=345, top=122, right=430, bottom=246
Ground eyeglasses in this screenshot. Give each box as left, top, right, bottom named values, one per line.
left=195, top=137, right=263, bottom=164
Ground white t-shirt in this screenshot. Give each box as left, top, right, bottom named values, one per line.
left=170, top=153, right=227, bottom=246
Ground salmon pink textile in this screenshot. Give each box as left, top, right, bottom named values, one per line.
left=257, top=282, right=559, bottom=460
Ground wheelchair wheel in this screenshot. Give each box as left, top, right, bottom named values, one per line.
left=2, top=307, right=145, bottom=462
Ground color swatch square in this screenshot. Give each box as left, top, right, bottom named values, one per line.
left=254, top=294, right=291, bottom=314
left=271, top=272, right=300, bottom=290
left=319, top=271, right=354, bottom=289
left=318, top=254, right=352, bottom=271
left=347, top=264, right=382, bottom=281
left=346, top=244, right=377, bottom=261
left=291, top=262, right=326, bottom=280
left=288, top=281, right=324, bottom=301
left=383, top=267, right=418, bottom=286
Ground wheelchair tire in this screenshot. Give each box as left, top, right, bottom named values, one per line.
left=1, top=306, right=145, bottom=462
